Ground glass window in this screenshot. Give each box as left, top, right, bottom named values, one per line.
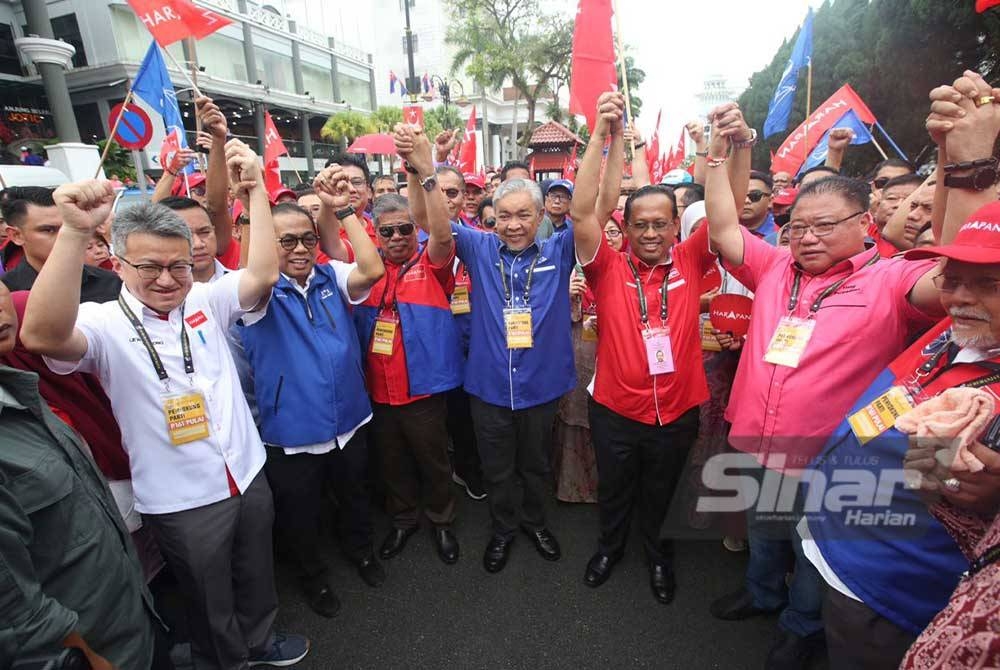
left=198, top=32, right=249, bottom=82
left=51, top=14, right=86, bottom=67
left=110, top=6, right=184, bottom=64
left=0, top=24, right=20, bottom=76
left=257, top=48, right=294, bottom=92
left=337, top=72, right=370, bottom=110
left=302, top=62, right=333, bottom=101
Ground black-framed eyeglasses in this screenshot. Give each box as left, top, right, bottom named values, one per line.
left=276, top=232, right=320, bottom=250
left=190, top=186, right=207, bottom=197
left=442, top=188, right=461, bottom=199
left=546, top=191, right=571, bottom=202
left=377, top=223, right=415, bottom=238
left=483, top=217, right=496, bottom=229
left=932, top=275, right=1000, bottom=296
left=746, top=190, right=771, bottom=203
left=605, top=229, right=623, bottom=238
left=118, top=256, right=194, bottom=280
left=786, top=211, right=865, bottom=240
left=872, top=177, right=891, bottom=190
left=348, top=178, right=367, bottom=188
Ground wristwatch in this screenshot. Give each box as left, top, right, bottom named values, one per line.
left=943, top=157, right=1000, bottom=191
left=732, top=128, right=758, bottom=150
left=403, top=161, right=419, bottom=175
left=335, top=207, right=356, bottom=220
left=421, top=174, right=438, bottom=192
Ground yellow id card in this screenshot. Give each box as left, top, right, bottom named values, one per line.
left=700, top=314, right=722, bottom=352
left=504, top=308, right=533, bottom=349
left=450, top=285, right=471, bottom=315
left=764, top=316, right=816, bottom=368
left=162, top=392, right=211, bottom=445
left=847, top=386, right=916, bottom=445
left=372, top=318, right=397, bottom=355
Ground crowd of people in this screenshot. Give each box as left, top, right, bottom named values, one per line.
left=1, top=68, right=1000, bottom=670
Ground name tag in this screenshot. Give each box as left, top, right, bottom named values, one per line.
left=450, top=285, right=471, bottom=315
left=504, top=307, right=533, bottom=349
left=644, top=327, right=675, bottom=375
left=372, top=317, right=397, bottom=355
left=162, top=391, right=211, bottom=445
left=764, top=316, right=815, bottom=368
left=582, top=315, right=598, bottom=342
left=847, top=386, right=916, bottom=445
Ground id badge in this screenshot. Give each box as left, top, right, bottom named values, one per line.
left=504, top=307, right=533, bottom=349
left=582, top=315, right=598, bottom=342
left=643, top=327, right=675, bottom=375
left=372, top=317, right=397, bottom=355
left=700, top=314, right=722, bottom=352
left=161, top=390, right=211, bottom=446
left=450, top=284, right=471, bottom=315
left=764, top=316, right=816, bottom=368
left=847, top=386, right=916, bottom=445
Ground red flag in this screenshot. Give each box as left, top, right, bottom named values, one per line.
left=263, top=111, right=288, bottom=195
left=456, top=106, right=477, bottom=174
left=977, top=0, right=1000, bottom=12
left=645, top=109, right=661, bottom=182
left=126, top=0, right=231, bottom=47
left=564, top=144, right=579, bottom=182
left=770, top=84, right=876, bottom=177
left=664, top=127, right=686, bottom=172
left=568, top=0, right=617, bottom=131
left=159, top=127, right=181, bottom=172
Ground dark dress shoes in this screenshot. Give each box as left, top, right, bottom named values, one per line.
left=379, top=526, right=418, bottom=560
left=483, top=534, right=514, bottom=573
left=765, top=629, right=826, bottom=670
left=709, top=587, right=783, bottom=620
left=357, top=553, right=386, bottom=588
left=523, top=527, right=561, bottom=561
left=303, top=582, right=341, bottom=619
left=434, top=528, right=460, bottom=565
left=583, top=552, right=620, bottom=588
left=649, top=563, right=676, bottom=604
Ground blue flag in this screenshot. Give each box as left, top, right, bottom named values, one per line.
left=797, top=109, right=873, bottom=176
left=762, top=9, right=813, bottom=139
left=132, top=41, right=191, bottom=165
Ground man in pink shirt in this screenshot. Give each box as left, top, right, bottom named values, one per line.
left=699, top=82, right=993, bottom=668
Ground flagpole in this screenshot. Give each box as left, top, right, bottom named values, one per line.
left=803, top=59, right=812, bottom=168
left=611, top=0, right=635, bottom=157
left=867, top=124, right=889, bottom=160
left=161, top=43, right=203, bottom=98
left=94, top=89, right=135, bottom=179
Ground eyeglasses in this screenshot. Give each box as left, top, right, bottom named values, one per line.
left=872, top=177, right=891, bottom=190
left=786, top=211, right=865, bottom=240
left=276, top=232, right=320, bottom=250
left=190, top=186, right=207, bottom=197
left=746, top=190, right=771, bottom=203
left=546, top=192, right=571, bottom=202
left=604, top=229, right=622, bottom=238
left=349, top=178, right=367, bottom=188
left=118, top=257, right=194, bottom=280
left=932, top=275, right=1000, bottom=296
left=442, top=188, right=461, bottom=199
left=630, top=221, right=672, bottom=232
left=378, top=223, right=415, bottom=238
left=483, top=217, right=496, bottom=229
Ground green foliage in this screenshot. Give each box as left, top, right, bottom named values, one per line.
left=320, top=110, right=376, bottom=144
left=739, top=0, right=1000, bottom=174
left=96, top=139, right=136, bottom=181
left=371, top=106, right=404, bottom=132
left=423, top=105, right=464, bottom=139
left=620, top=53, right=645, bottom=120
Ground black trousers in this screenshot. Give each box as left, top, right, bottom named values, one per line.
left=264, top=427, right=374, bottom=577
left=589, top=400, right=698, bottom=566
left=824, top=588, right=917, bottom=669
left=447, top=387, right=482, bottom=485
left=373, top=395, right=456, bottom=529
left=469, top=396, right=559, bottom=537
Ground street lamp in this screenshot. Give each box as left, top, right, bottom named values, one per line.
left=425, top=76, right=469, bottom=108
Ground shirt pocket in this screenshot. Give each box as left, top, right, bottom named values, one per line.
left=9, top=454, right=91, bottom=564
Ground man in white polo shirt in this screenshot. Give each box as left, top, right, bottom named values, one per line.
left=21, top=140, right=309, bottom=670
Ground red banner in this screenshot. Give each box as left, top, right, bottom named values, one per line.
left=456, top=106, right=477, bottom=174
left=769, top=84, right=876, bottom=177
left=263, top=111, right=288, bottom=195
left=568, top=0, right=617, bottom=130
left=126, top=0, right=231, bottom=47
left=710, top=294, right=754, bottom=339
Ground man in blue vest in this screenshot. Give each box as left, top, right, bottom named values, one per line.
left=239, top=165, right=386, bottom=618
left=355, top=125, right=462, bottom=564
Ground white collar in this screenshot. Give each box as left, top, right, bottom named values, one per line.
left=954, top=345, right=1000, bottom=365
left=0, top=384, right=25, bottom=415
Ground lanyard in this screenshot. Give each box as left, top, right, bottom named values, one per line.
left=377, top=249, right=424, bottom=313
left=626, top=256, right=670, bottom=326
left=118, top=295, right=193, bottom=382
left=498, top=248, right=541, bottom=307
left=909, top=338, right=1000, bottom=391
left=965, top=543, right=1000, bottom=579
left=787, top=253, right=879, bottom=315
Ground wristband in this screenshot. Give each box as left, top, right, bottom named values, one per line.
left=942, top=157, right=998, bottom=173
left=403, top=161, right=419, bottom=175
left=695, top=150, right=709, bottom=158
left=335, top=207, right=356, bottom=221
left=166, top=169, right=178, bottom=177
left=633, top=141, right=646, bottom=149
left=706, top=155, right=728, bottom=168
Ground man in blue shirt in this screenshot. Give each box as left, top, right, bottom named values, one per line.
left=450, top=178, right=576, bottom=573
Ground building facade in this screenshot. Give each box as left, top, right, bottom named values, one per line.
left=6, top=0, right=376, bottom=180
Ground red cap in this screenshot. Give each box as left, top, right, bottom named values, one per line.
left=270, top=187, right=297, bottom=205
left=772, top=187, right=798, bottom=207
left=170, top=172, right=206, bottom=197
left=463, top=173, right=486, bottom=190
left=904, top=201, right=1000, bottom=264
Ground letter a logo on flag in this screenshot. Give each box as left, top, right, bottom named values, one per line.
left=126, top=0, right=231, bottom=47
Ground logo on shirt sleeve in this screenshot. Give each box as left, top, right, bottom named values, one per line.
left=185, top=310, right=208, bottom=328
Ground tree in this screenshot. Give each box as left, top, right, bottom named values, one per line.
left=619, top=53, right=645, bottom=120
left=96, top=139, right=136, bottom=181
left=738, top=0, right=1000, bottom=174
left=424, top=105, right=464, bottom=139
left=371, top=106, right=404, bottom=133
left=320, top=110, right=376, bottom=149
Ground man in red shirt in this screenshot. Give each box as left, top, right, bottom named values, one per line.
left=570, top=92, right=717, bottom=604
left=355, top=126, right=462, bottom=564
left=327, top=154, right=377, bottom=244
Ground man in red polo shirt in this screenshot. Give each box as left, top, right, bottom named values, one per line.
left=355, top=126, right=463, bottom=565
left=570, top=92, right=718, bottom=605
left=702, top=72, right=999, bottom=668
